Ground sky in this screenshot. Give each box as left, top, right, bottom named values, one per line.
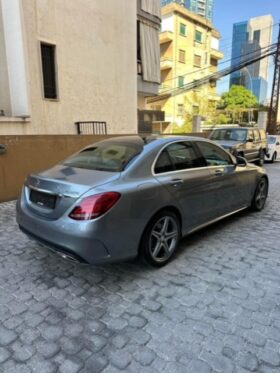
left=213, top=0, right=279, bottom=96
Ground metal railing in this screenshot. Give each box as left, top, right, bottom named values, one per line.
left=75, top=121, right=107, bottom=135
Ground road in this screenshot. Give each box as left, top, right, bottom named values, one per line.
left=0, top=163, right=280, bottom=372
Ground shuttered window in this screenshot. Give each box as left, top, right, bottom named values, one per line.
left=194, top=54, right=202, bottom=67
left=179, top=49, right=186, bottom=63
left=41, top=43, right=57, bottom=99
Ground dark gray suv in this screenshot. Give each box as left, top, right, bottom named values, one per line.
left=209, top=127, right=268, bottom=166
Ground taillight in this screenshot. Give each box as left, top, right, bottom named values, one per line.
left=69, top=192, right=121, bottom=221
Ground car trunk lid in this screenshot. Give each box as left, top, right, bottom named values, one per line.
left=25, top=165, right=120, bottom=219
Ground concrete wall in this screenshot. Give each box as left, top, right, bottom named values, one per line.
left=0, top=135, right=120, bottom=202
left=0, top=0, right=137, bottom=135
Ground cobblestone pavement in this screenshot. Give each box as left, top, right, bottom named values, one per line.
left=0, top=164, right=280, bottom=373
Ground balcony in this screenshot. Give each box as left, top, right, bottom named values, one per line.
left=160, top=31, right=173, bottom=44
left=210, top=48, right=224, bottom=60
left=160, top=58, right=173, bottom=71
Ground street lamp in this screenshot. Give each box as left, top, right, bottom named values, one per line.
left=242, top=67, right=253, bottom=124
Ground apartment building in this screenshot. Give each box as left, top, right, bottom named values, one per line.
left=230, top=15, right=274, bottom=104
left=161, top=0, right=214, bottom=22
left=0, top=0, right=160, bottom=135
left=150, top=2, right=223, bottom=131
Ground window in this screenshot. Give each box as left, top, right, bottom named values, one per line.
left=154, top=150, right=174, bottom=174
left=154, top=142, right=203, bottom=174
left=63, top=142, right=142, bottom=172
left=180, top=23, right=187, bottom=36
left=196, top=141, right=233, bottom=166
left=179, top=49, right=186, bottom=63
left=253, top=129, right=260, bottom=141
left=210, top=58, right=218, bottom=67
left=248, top=129, right=254, bottom=142
left=177, top=104, right=184, bottom=116
left=178, top=76, right=184, bottom=88
left=195, top=30, right=203, bottom=43
left=40, top=43, right=57, bottom=99
left=194, top=54, right=202, bottom=67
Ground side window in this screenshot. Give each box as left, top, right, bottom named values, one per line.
left=196, top=141, right=233, bottom=166
left=253, top=130, right=260, bottom=141
left=154, top=142, right=203, bottom=174
left=166, top=142, right=203, bottom=171
left=248, top=130, right=254, bottom=141
left=154, top=150, right=174, bottom=174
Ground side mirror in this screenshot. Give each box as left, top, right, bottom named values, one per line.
left=235, top=155, right=247, bottom=167
left=276, top=142, right=280, bottom=146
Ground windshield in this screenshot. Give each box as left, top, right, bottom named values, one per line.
left=62, top=142, right=143, bottom=172
left=268, top=136, right=277, bottom=145
left=210, top=129, right=247, bottom=142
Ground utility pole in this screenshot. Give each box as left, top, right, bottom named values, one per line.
left=267, top=24, right=280, bottom=134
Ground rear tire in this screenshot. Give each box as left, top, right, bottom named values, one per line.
left=251, top=177, right=268, bottom=212
left=140, top=210, right=181, bottom=267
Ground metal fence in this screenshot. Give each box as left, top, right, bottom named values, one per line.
left=75, top=121, right=107, bottom=135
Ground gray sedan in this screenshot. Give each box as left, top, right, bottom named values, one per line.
left=17, top=136, right=268, bottom=267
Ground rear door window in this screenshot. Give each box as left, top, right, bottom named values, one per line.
left=154, top=142, right=204, bottom=174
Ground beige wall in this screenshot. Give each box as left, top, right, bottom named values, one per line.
left=0, top=0, right=137, bottom=135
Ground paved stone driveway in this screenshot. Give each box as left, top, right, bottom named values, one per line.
left=0, top=164, right=280, bottom=373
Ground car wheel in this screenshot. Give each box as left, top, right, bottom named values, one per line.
left=271, top=152, right=277, bottom=163
left=140, top=210, right=181, bottom=267
left=251, top=177, right=268, bottom=212
left=256, top=150, right=265, bottom=166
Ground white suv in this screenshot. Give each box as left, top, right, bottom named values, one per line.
left=265, top=135, right=280, bottom=163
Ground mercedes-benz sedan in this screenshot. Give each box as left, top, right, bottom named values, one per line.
left=17, top=136, right=268, bottom=267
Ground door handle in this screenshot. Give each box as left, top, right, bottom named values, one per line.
left=170, top=179, right=183, bottom=187
left=214, top=169, right=224, bottom=176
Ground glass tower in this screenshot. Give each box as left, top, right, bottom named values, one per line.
left=229, top=15, right=273, bottom=104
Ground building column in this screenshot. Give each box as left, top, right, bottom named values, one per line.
left=1, top=0, right=30, bottom=117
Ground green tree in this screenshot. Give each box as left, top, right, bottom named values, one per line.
left=219, top=85, right=258, bottom=123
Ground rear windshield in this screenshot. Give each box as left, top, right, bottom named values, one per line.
left=268, top=136, right=277, bottom=144
left=210, top=129, right=247, bottom=142
left=62, top=142, right=142, bottom=172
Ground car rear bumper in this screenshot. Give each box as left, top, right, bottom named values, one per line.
left=16, top=201, right=112, bottom=265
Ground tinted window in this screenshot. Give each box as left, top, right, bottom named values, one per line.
left=154, top=142, right=203, bottom=174
left=253, top=130, right=260, bottom=141
left=210, top=129, right=247, bottom=142
left=63, top=142, right=142, bottom=172
left=196, top=141, right=233, bottom=166
left=154, top=151, right=173, bottom=174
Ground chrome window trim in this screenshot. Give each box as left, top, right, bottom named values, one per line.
left=151, top=139, right=235, bottom=177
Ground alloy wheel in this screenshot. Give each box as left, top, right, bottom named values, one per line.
left=255, top=178, right=268, bottom=210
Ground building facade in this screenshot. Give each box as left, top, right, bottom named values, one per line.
left=0, top=0, right=160, bottom=135
left=161, top=0, right=214, bottom=22
left=229, top=15, right=273, bottom=104
left=151, top=2, right=223, bottom=131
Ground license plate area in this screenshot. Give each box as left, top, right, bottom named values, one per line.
left=30, top=190, right=57, bottom=209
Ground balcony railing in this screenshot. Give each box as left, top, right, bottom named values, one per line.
left=75, top=121, right=107, bottom=135
left=160, top=58, right=173, bottom=70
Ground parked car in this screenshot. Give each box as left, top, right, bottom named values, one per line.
left=265, top=135, right=280, bottom=163
left=17, top=136, right=268, bottom=267
left=209, top=127, right=268, bottom=166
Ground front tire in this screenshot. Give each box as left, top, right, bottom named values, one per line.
left=271, top=152, right=277, bottom=163
left=251, top=177, right=268, bottom=211
left=140, top=210, right=181, bottom=267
